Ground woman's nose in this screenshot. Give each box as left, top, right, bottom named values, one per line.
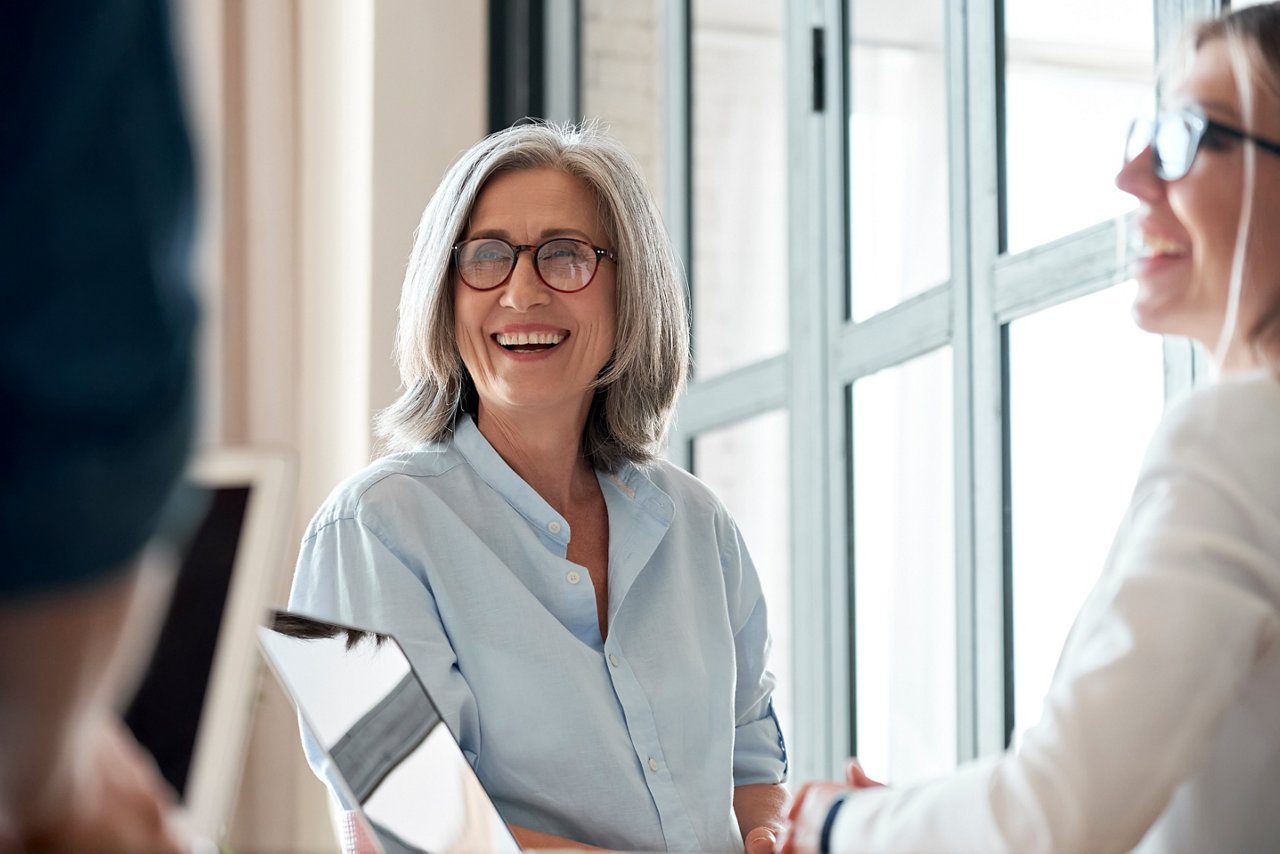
left=1115, top=144, right=1163, bottom=203
left=498, top=252, right=551, bottom=311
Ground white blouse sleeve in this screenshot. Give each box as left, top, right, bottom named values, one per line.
left=829, top=394, right=1280, bottom=853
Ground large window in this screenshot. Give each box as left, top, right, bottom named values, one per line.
left=1002, top=0, right=1153, bottom=252
left=580, top=0, right=1216, bottom=780
left=847, top=0, right=951, bottom=321
left=1006, top=283, right=1165, bottom=746
left=851, top=348, right=955, bottom=783
left=694, top=411, right=793, bottom=754
left=690, top=0, right=789, bottom=378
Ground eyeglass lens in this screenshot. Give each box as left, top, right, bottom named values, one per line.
left=1125, top=118, right=1153, bottom=165
left=1127, top=113, right=1200, bottom=181
left=1153, top=115, right=1196, bottom=180
left=457, top=238, right=600, bottom=291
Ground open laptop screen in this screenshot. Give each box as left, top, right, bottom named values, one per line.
left=258, top=612, right=520, bottom=854
left=125, top=486, right=251, bottom=797
left=122, top=449, right=295, bottom=842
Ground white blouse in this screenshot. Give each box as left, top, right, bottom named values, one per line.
left=830, top=371, right=1280, bottom=853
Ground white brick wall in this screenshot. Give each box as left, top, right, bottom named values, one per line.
left=581, top=0, right=667, bottom=211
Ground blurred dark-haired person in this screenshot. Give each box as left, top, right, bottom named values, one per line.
left=1, top=1, right=197, bottom=850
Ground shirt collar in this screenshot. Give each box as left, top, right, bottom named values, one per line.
left=450, top=414, right=675, bottom=542
left=451, top=414, right=571, bottom=547
left=601, top=467, right=674, bottom=527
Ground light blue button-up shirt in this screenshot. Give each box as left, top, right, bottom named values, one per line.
left=290, top=415, right=787, bottom=851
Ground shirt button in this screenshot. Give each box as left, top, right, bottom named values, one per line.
left=547, top=521, right=562, bottom=534
left=566, top=570, right=582, bottom=585
left=608, top=654, right=619, bottom=667
left=647, top=757, right=659, bottom=772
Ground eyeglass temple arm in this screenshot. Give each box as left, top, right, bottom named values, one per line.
left=1206, top=119, right=1280, bottom=157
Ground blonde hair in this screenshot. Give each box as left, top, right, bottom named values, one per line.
left=375, top=121, right=689, bottom=471
left=1193, top=3, right=1280, bottom=370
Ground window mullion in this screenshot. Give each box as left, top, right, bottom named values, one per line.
left=784, top=0, right=847, bottom=782
left=960, top=0, right=1011, bottom=761
left=1154, top=0, right=1220, bottom=402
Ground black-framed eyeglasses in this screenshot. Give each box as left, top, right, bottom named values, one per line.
left=1125, top=106, right=1280, bottom=182
left=452, top=237, right=617, bottom=293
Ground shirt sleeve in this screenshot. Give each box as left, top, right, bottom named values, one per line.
left=290, top=513, right=484, bottom=766
left=720, top=514, right=789, bottom=787
left=828, top=411, right=1280, bottom=852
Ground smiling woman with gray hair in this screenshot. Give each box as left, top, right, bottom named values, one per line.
left=291, top=121, right=788, bottom=852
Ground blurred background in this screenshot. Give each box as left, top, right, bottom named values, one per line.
left=171, top=0, right=1250, bottom=847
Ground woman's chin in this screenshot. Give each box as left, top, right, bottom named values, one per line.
left=1130, top=277, right=1192, bottom=337
left=1129, top=301, right=1168, bottom=336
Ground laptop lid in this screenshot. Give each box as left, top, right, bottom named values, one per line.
left=257, top=611, right=520, bottom=854
left=124, top=448, right=296, bottom=842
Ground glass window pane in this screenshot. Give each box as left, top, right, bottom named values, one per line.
left=1007, top=282, right=1165, bottom=747
left=691, top=0, right=788, bottom=378
left=848, top=2, right=951, bottom=322
left=852, top=347, right=954, bottom=784
left=693, top=411, right=793, bottom=760
left=580, top=1, right=667, bottom=209
left=1003, top=0, right=1154, bottom=253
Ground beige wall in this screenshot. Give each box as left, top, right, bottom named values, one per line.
left=178, top=0, right=487, bottom=846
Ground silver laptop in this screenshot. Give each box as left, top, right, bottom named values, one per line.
left=257, top=610, right=521, bottom=854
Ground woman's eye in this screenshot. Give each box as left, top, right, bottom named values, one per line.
left=472, top=244, right=510, bottom=262
left=543, top=243, right=588, bottom=263
left=1200, top=127, right=1236, bottom=150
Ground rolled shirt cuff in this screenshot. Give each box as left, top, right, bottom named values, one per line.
left=732, top=706, right=789, bottom=785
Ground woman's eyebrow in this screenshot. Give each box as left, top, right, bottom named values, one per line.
left=463, top=228, right=511, bottom=240
left=537, top=227, right=593, bottom=241
left=1198, top=98, right=1243, bottom=123
left=463, top=226, right=596, bottom=242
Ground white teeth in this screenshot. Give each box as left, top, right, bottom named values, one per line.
left=495, top=331, right=566, bottom=347
left=1144, top=235, right=1189, bottom=257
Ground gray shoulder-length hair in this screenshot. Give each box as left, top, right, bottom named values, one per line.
left=374, top=121, right=690, bottom=471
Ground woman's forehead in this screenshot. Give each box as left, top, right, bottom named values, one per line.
left=1180, top=38, right=1280, bottom=134
left=1178, top=41, right=1239, bottom=107
left=468, top=167, right=604, bottom=239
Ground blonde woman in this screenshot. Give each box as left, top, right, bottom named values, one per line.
left=782, top=4, right=1280, bottom=852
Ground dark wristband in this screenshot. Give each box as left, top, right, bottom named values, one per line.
left=820, top=792, right=853, bottom=853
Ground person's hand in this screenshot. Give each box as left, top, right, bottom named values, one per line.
left=744, top=823, right=779, bottom=854
left=773, top=759, right=885, bottom=853
left=21, top=715, right=184, bottom=853
left=845, top=757, right=884, bottom=789
left=775, top=780, right=854, bottom=854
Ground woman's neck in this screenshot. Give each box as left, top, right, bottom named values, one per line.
left=1209, top=337, right=1267, bottom=379
left=475, top=402, right=597, bottom=514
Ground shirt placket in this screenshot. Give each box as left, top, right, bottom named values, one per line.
left=599, top=475, right=701, bottom=850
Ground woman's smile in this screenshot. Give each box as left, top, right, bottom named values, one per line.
left=491, top=323, right=571, bottom=357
